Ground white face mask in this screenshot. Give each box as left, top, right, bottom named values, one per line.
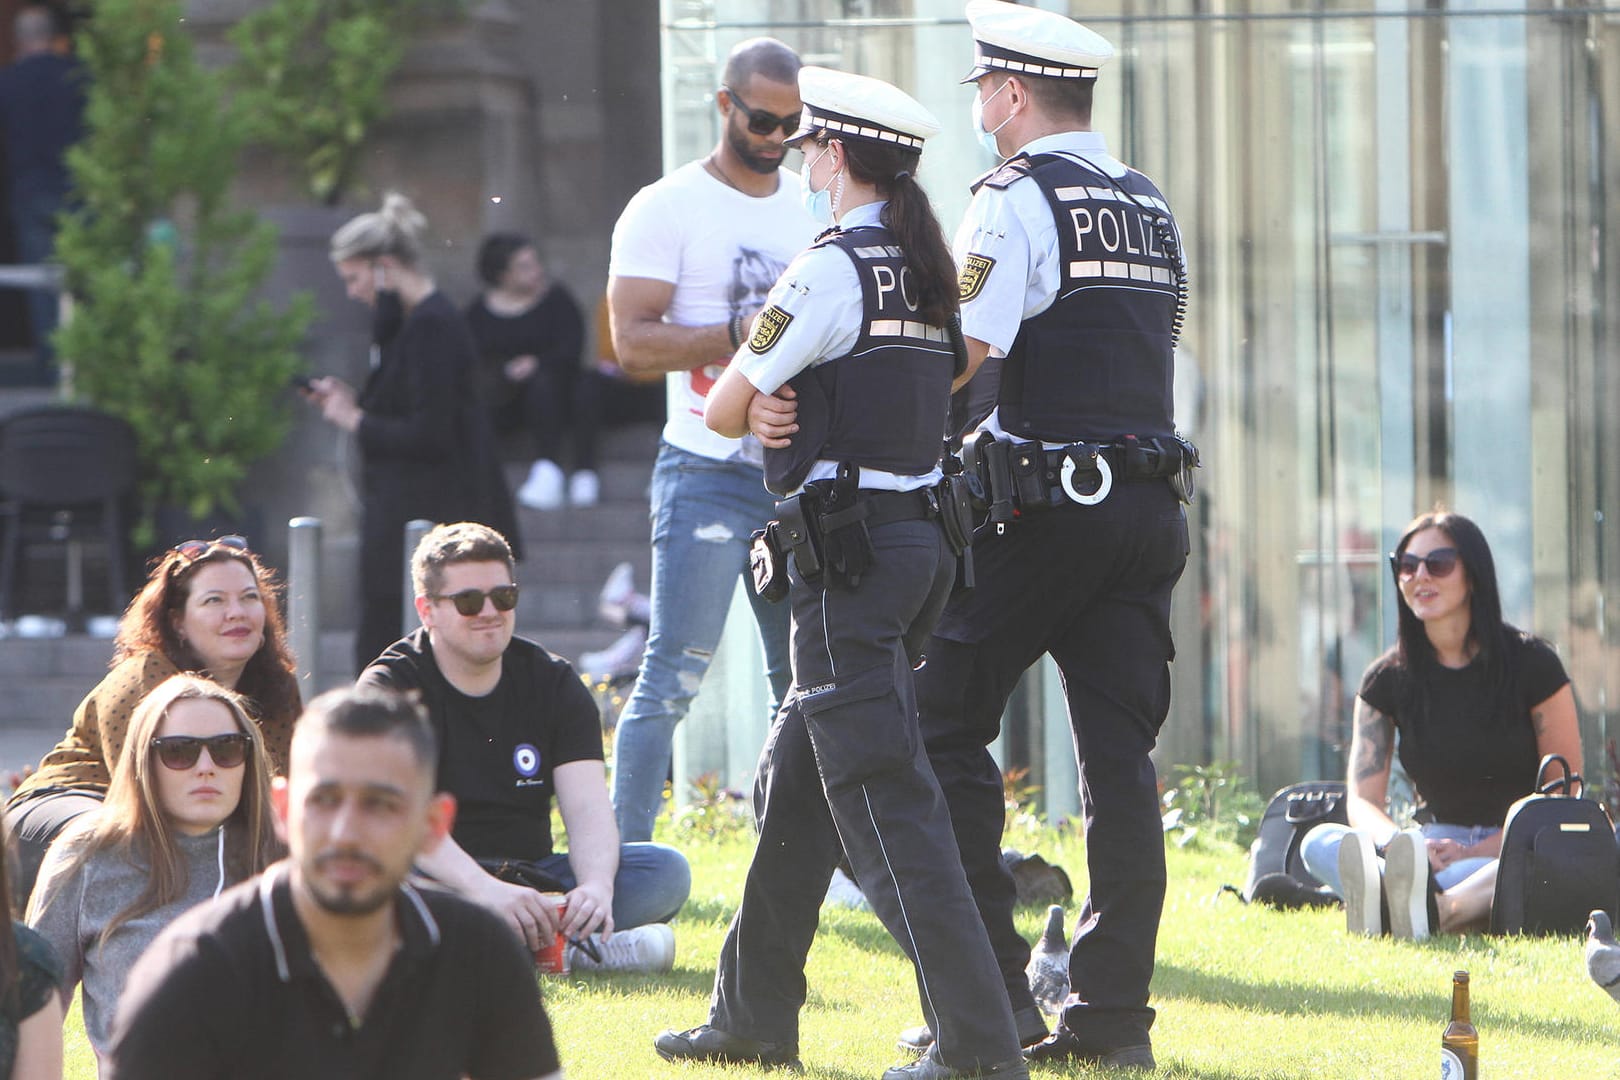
left=799, top=146, right=836, bottom=225
left=971, top=79, right=1015, bottom=158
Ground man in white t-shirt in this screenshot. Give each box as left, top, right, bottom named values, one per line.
left=606, top=37, right=819, bottom=843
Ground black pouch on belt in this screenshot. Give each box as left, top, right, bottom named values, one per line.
left=749, top=523, right=789, bottom=603
left=775, top=493, right=824, bottom=584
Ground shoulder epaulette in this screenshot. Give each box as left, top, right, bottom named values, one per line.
left=970, top=152, right=1034, bottom=194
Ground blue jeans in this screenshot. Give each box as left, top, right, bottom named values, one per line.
left=1300, top=822, right=1500, bottom=897
left=529, top=842, right=692, bottom=929
left=610, top=442, right=793, bottom=842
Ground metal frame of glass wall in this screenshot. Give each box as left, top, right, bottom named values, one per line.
left=659, top=0, right=1619, bottom=805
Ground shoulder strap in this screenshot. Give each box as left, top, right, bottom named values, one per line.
left=970, top=152, right=1036, bottom=194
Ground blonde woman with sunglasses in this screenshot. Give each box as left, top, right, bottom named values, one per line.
left=26, top=675, right=281, bottom=1063
left=5, top=537, right=299, bottom=903
left=1300, top=510, right=1582, bottom=938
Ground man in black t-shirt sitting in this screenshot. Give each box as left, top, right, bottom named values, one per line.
left=359, top=522, right=691, bottom=972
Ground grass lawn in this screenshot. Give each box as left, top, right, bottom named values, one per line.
left=61, top=822, right=1620, bottom=1079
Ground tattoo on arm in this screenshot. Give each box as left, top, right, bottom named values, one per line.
left=1353, top=706, right=1393, bottom=785
left=1530, top=707, right=1547, bottom=738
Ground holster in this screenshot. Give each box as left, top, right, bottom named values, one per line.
left=806, top=468, right=876, bottom=589
left=749, top=523, right=790, bottom=603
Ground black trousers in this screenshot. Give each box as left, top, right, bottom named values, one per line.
left=917, top=479, right=1188, bottom=1051
left=709, top=517, right=1020, bottom=1069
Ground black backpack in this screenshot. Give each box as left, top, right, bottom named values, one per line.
left=1242, top=780, right=1348, bottom=901
left=1491, top=754, right=1620, bottom=935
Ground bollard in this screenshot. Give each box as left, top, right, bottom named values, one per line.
left=401, top=519, right=433, bottom=638
left=287, top=518, right=322, bottom=694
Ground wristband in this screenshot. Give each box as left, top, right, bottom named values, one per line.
left=729, top=312, right=746, bottom=350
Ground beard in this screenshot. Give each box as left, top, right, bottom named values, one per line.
left=725, top=122, right=783, bottom=175
left=303, top=851, right=398, bottom=916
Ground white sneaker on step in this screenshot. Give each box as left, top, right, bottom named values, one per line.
left=517, top=459, right=565, bottom=510
left=567, top=922, right=676, bottom=973
left=578, top=625, right=647, bottom=680
left=568, top=469, right=600, bottom=507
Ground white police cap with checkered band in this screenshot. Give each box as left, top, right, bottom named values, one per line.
left=960, top=0, right=1115, bottom=84
left=785, top=66, right=942, bottom=152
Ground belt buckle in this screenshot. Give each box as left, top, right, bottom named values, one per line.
left=1059, top=444, right=1112, bottom=506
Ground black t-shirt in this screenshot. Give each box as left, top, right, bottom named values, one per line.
left=105, top=867, right=559, bottom=1080
left=1359, top=627, right=1570, bottom=826
left=359, top=629, right=603, bottom=860
left=464, top=286, right=585, bottom=402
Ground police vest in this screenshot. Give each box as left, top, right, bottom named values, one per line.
left=980, top=152, right=1179, bottom=443
left=764, top=225, right=955, bottom=497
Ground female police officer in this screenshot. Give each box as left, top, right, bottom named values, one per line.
left=653, top=68, right=1028, bottom=1080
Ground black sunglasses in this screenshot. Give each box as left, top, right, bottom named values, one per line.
left=1390, top=547, right=1461, bottom=581
left=152, top=733, right=251, bottom=771
left=172, top=535, right=250, bottom=570
left=723, top=85, right=800, bottom=137
left=432, top=584, right=520, bottom=617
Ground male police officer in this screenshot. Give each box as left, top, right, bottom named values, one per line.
left=915, top=2, right=1192, bottom=1071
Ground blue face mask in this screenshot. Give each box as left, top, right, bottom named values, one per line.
left=972, top=80, right=1014, bottom=159
left=799, top=147, right=834, bottom=225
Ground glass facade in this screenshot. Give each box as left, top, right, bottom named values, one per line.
left=661, top=0, right=1620, bottom=796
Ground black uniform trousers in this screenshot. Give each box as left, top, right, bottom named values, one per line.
left=710, top=515, right=1022, bottom=1069
left=917, top=478, right=1188, bottom=1051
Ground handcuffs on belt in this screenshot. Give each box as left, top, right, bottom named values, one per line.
left=960, top=430, right=1200, bottom=533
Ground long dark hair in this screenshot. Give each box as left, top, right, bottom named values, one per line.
left=821, top=133, right=958, bottom=327
left=1390, top=509, right=1508, bottom=687
left=114, top=542, right=301, bottom=727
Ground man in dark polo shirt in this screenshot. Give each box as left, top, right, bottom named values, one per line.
left=359, top=521, right=690, bottom=972
left=103, top=686, right=561, bottom=1080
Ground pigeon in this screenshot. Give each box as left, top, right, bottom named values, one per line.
left=1585, top=910, right=1620, bottom=1003
left=1026, top=904, right=1071, bottom=1015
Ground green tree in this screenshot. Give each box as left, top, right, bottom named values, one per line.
left=229, top=0, right=461, bottom=206
left=54, top=0, right=311, bottom=530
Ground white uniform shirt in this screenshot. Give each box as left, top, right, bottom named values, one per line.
left=609, top=160, right=819, bottom=464
left=953, top=131, right=1128, bottom=445
left=732, top=201, right=942, bottom=493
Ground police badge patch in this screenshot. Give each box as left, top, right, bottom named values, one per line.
left=748, top=305, right=794, bottom=353
left=958, top=254, right=995, bottom=302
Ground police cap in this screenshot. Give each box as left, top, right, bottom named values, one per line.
left=960, top=0, right=1115, bottom=84
left=785, top=66, right=942, bottom=152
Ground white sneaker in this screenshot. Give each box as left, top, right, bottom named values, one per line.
left=1339, top=829, right=1382, bottom=936
left=823, top=867, right=871, bottom=910
left=517, top=459, right=565, bottom=510
left=1384, top=828, right=1430, bottom=941
left=568, top=469, right=600, bottom=507
left=567, top=922, right=675, bottom=973
left=578, top=625, right=647, bottom=679
left=598, top=562, right=636, bottom=626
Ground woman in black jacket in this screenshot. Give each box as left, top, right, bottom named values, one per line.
left=306, top=192, right=519, bottom=672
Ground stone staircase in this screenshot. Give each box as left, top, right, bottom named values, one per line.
left=0, top=386, right=663, bottom=769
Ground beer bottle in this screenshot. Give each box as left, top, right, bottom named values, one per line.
left=1441, top=970, right=1478, bottom=1079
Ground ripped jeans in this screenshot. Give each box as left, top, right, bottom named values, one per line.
left=610, top=442, right=792, bottom=842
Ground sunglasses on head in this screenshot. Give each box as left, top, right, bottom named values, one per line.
left=152, top=733, right=251, bottom=771
left=1390, top=547, right=1461, bottom=581
left=433, top=584, right=520, bottom=617
left=723, top=85, right=801, bottom=137
left=173, top=535, right=250, bottom=566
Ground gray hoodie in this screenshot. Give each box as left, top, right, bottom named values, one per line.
left=26, top=814, right=232, bottom=1056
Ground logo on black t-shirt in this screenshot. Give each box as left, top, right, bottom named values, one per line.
left=513, top=743, right=541, bottom=780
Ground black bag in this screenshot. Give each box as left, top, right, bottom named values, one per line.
left=1242, top=780, right=1347, bottom=902
left=1490, top=754, right=1619, bottom=935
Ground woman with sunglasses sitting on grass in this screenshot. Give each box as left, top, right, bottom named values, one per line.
left=5, top=536, right=299, bottom=904
left=1300, top=510, right=1581, bottom=939
left=26, top=676, right=280, bottom=1062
